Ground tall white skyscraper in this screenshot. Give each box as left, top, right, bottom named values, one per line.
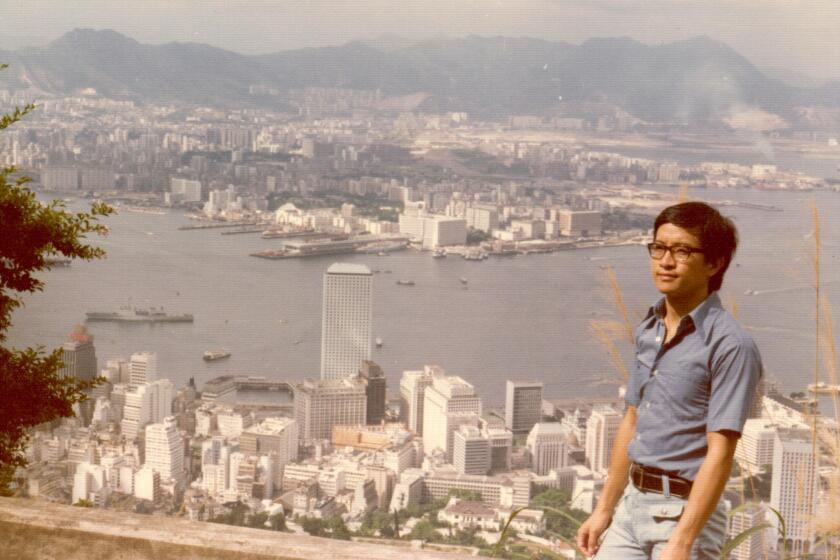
left=585, top=406, right=622, bottom=475
left=120, top=379, right=174, bottom=440
left=505, top=380, right=543, bottom=434
left=129, top=352, right=157, bottom=387
left=527, top=422, right=569, bottom=475
left=320, top=263, right=373, bottom=380
left=770, top=428, right=818, bottom=556
left=399, top=366, right=438, bottom=435
left=422, top=372, right=482, bottom=461
left=735, top=419, right=777, bottom=475
left=145, top=417, right=184, bottom=485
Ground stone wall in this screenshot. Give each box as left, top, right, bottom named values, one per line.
left=0, top=497, right=465, bottom=560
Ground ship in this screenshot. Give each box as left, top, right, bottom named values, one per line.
left=396, top=279, right=415, bottom=286
left=375, top=337, right=383, bottom=348
left=432, top=248, right=447, bottom=258
left=85, top=306, right=194, bottom=323
left=203, top=350, right=231, bottom=361
left=459, top=277, right=468, bottom=285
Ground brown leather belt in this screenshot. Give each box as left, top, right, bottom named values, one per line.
left=630, top=463, right=693, bottom=499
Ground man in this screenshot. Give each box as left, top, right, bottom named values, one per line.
left=576, top=202, right=762, bottom=559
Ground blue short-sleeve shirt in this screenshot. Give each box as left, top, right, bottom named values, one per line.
left=625, top=292, right=762, bottom=481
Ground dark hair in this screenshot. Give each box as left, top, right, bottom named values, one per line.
left=653, top=202, right=738, bottom=292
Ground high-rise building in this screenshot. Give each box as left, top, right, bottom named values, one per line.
left=422, top=373, right=482, bottom=461
left=727, top=501, right=767, bottom=560
left=59, top=325, right=97, bottom=382
left=200, top=436, right=230, bottom=499
left=770, top=428, right=818, bottom=556
left=735, top=419, right=777, bottom=475
left=120, top=379, right=174, bottom=440
left=399, top=366, right=437, bottom=435
left=451, top=423, right=513, bottom=475
left=360, top=360, right=386, bottom=425
left=294, top=377, right=367, bottom=444
left=527, top=422, right=569, bottom=475
left=505, top=380, right=543, bottom=434
left=129, top=352, right=157, bottom=387
left=584, top=406, right=621, bottom=475
left=134, top=466, right=161, bottom=502
left=240, top=417, right=299, bottom=469
left=144, top=417, right=184, bottom=485
left=453, top=425, right=490, bottom=475
left=320, top=263, right=373, bottom=380
left=169, top=177, right=202, bottom=203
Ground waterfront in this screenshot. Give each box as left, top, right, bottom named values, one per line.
left=8, top=188, right=840, bottom=407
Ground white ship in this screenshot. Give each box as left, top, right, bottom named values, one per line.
left=203, top=349, right=231, bottom=361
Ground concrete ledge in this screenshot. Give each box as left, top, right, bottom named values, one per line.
left=0, top=498, right=469, bottom=560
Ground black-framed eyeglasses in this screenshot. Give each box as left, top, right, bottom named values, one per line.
left=647, top=242, right=704, bottom=263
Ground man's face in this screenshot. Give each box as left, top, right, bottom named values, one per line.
left=650, top=223, right=721, bottom=300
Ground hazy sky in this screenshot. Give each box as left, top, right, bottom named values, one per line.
left=4, top=0, right=840, bottom=80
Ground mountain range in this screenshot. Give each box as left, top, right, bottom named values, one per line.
left=2, top=28, right=839, bottom=127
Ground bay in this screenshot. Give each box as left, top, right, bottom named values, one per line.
left=8, top=187, right=840, bottom=408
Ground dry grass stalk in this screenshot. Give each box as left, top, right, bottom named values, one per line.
left=590, top=319, right=631, bottom=383
left=677, top=183, right=689, bottom=203
left=807, top=202, right=821, bottom=484
left=819, top=295, right=840, bottom=431
left=603, top=265, right=635, bottom=344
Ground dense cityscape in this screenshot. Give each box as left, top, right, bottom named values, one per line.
left=2, top=23, right=840, bottom=560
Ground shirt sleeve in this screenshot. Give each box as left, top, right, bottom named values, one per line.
left=707, top=333, right=762, bottom=434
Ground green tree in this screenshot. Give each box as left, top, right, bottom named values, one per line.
left=0, top=64, right=113, bottom=491
left=300, top=516, right=326, bottom=537
left=269, top=512, right=287, bottom=531
left=408, top=519, right=442, bottom=542
left=327, top=515, right=351, bottom=540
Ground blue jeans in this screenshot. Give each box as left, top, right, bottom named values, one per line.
left=593, top=484, right=727, bottom=560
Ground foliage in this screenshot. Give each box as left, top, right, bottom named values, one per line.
left=0, top=64, right=113, bottom=487
left=209, top=501, right=251, bottom=526
left=268, top=512, right=287, bottom=531
left=466, top=228, right=491, bottom=246
left=529, top=488, right=587, bottom=542
left=407, top=519, right=443, bottom=542
left=402, top=497, right=448, bottom=519
left=73, top=498, right=94, bottom=508
left=492, top=506, right=527, bottom=557
left=299, top=515, right=351, bottom=540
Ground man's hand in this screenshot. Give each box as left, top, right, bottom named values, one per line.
left=576, top=509, right=612, bottom=557
left=657, top=539, right=692, bottom=560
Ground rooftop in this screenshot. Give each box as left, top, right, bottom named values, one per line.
left=326, top=262, right=372, bottom=275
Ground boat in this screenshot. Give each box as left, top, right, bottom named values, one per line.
left=432, top=248, right=447, bottom=258
left=85, top=306, right=194, bottom=323
left=396, top=280, right=415, bottom=286
left=203, top=350, right=231, bottom=361
left=375, top=337, right=383, bottom=348
left=459, top=277, right=468, bottom=285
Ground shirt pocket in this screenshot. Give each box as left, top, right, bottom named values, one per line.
left=656, top=362, right=709, bottom=421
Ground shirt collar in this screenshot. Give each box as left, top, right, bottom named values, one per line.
left=645, top=292, right=722, bottom=339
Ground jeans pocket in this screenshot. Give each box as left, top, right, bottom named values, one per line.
left=650, top=502, right=684, bottom=522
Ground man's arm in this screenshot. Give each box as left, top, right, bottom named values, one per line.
left=658, top=430, right=739, bottom=560
left=576, top=405, right=636, bottom=557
